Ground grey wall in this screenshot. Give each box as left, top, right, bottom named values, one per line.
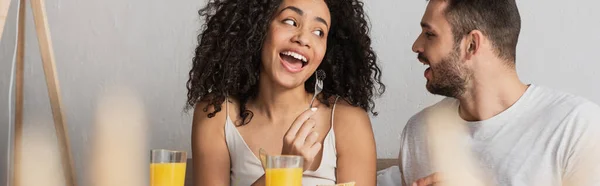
left=1, top=0, right=599, bottom=185
left=0, top=0, right=201, bottom=185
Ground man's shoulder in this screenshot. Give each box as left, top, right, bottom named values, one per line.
left=557, top=96, right=600, bottom=130
left=531, top=85, right=600, bottom=119
left=561, top=96, right=600, bottom=120
left=526, top=85, right=600, bottom=139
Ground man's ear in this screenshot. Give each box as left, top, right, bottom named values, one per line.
left=464, top=30, right=483, bottom=60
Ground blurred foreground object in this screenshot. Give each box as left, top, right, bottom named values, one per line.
left=423, top=104, right=491, bottom=186
left=89, top=86, right=148, bottom=186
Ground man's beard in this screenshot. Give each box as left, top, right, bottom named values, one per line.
left=424, top=48, right=471, bottom=98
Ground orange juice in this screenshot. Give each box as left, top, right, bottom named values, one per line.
left=265, top=167, right=302, bottom=186
left=150, top=163, right=186, bottom=186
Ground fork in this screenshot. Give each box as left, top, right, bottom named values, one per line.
left=309, top=70, right=326, bottom=108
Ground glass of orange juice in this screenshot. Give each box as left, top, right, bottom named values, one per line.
left=265, top=155, right=303, bottom=186
left=150, top=149, right=187, bottom=186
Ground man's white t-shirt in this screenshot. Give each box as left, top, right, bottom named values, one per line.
left=397, top=84, right=600, bottom=186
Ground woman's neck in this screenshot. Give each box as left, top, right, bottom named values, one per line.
left=250, top=74, right=312, bottom=121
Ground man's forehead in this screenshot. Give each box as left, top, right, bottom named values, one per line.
left=421, top=0, right=449, bottom=29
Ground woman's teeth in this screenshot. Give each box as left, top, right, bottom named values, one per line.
left=281, top=51, right=307, bottom=64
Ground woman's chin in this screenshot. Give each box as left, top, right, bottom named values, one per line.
left=272, top=75, right=306, bottom=90
left=261, top=69, right=308, bottom=90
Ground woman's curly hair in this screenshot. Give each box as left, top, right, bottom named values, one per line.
left=186, top=0, right=385, bottom=125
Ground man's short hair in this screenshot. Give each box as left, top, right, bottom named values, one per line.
left=437, top=0, right=521, bottom=63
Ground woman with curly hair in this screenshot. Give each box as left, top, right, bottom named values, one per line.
left=187, top=0, right=385, bottom=185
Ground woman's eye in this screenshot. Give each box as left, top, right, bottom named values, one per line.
left=312, top=30, right=324, bottom=37
left=283, top=19, right=297, bottom=26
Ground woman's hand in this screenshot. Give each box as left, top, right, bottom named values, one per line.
left=281, top=107, right=322, bottom=171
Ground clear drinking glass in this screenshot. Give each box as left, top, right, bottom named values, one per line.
left=265, top=155, right=303, bottom=186
left=150, top=149, right=187, bottom=186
